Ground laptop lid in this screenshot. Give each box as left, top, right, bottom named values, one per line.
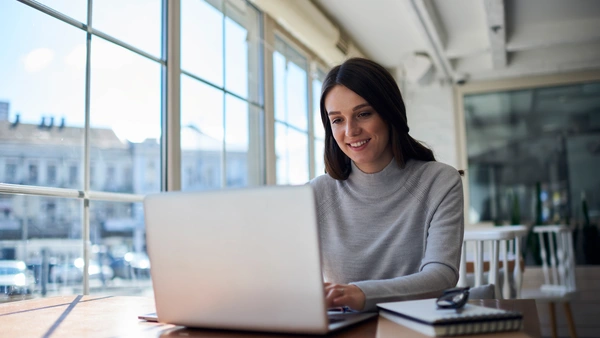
left=144, top=185, right=333, bottom=334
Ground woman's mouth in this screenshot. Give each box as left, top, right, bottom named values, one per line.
left=348, top=139, right=370, bottom=148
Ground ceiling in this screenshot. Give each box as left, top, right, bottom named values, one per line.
left=312, top=0, right=600, bottom=84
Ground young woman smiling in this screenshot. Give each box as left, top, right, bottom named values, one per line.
left=310, top=58, right=464, bottom=311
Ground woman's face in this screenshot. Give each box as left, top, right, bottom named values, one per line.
left=324, top=85, right=393, bottom=173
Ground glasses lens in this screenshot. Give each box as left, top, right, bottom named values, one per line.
left=436, top=289, right=469, bottom=309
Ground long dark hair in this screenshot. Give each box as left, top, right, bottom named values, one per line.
left=320, top=57, right=436, bottom=180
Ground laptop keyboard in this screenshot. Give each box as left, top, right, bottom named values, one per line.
left=328, top=317, right=344, bottom=324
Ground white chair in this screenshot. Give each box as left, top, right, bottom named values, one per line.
left=520, top=225, right=577, bottom=338
left=458, top=225, right=527, bottom=300
left=496, top=225, right=529, bottom=299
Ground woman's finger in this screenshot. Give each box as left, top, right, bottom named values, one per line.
left=331, top=288, right=346, bottom=304
left=325, top=286, right=347, bottom=307
left=324, top=283, right=341, bottom=293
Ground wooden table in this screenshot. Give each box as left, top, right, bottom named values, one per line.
left=0, top=296, right=541, bottom=337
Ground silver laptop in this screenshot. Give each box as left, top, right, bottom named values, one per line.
left=143, top=185, right=376, bottom=334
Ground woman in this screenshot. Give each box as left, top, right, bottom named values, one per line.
left=309, top=58, right=464, bottom=311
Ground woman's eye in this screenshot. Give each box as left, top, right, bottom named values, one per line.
left=358, top=111, right=372, bottom=118
left=330, top=118, right=341, bottom=124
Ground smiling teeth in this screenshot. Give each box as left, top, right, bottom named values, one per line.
left=350, top=140, right=368, bottom=147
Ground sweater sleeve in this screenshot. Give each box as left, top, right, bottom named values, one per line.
left=352, top=263, right=456, bottom=310
left=352, top=171, right=464, bottom=311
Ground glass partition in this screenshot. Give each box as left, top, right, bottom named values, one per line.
left=464, top=82, right=600, bottom=227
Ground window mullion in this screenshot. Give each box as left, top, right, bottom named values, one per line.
left=307, top=62, right=315, bottom=179
left=82, top=0, right=94, bottom=296
left=222, top=3, right=227, bottom=188
left=165, top=0, right=181, bottom=192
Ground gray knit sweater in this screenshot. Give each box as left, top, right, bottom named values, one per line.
left=309, top=158, right=464, bottom=311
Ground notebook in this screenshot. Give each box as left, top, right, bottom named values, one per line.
left=143, top=185, right=376, bottom=334
left=377, top=298, right=523, bottom=336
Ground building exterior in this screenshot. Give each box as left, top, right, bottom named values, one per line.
left=0, top=110, right=247, bottom=249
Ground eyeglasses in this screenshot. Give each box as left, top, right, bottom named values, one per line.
left=436, top=286, right=470, bottom=310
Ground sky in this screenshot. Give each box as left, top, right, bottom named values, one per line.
left=0, top=0, right=252, bottom=146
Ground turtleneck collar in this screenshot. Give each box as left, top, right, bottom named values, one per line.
left=345, top=158, right=415, bottom=198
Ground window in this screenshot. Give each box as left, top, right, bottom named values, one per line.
left=28, top=164, right=38, bottom=185
left=92, top=0, right=162, bottom=58
left=123, top=167, right=133, bottom=192
left=4, top=163, right=17, bottom=184
left=106, top=166, right=115, bottom=180
left=463, top=81, right=600, bottom=226
left=69, top=165, right=79, bottom=186
left=0, top=2, right=85, bottom=192
left=180, top=0, right=263, bottom=190
left=0, top=0, right=164, bottom=297
left=105, top=166, right=116, bottom=191
left=90, top=165, right=96, bottom=189
left=273, top=37, right=310, bottom=184
left=0, top=0, right=345, bottom=299
left=145, top=160, right=158, bottom=191
left=46, top=201, right=56, bottom=224
left=46, top=164, right=57, bottom=185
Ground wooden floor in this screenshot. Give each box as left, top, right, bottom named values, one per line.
left=521, top=266, right=600, bottom=338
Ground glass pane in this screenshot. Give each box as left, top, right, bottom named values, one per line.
left=225, top=95, right=262, bottom=187
left=312, top=73, right=325, bottom=178
left=275, top=123, right=309, bottom=185
left=273, top=51, right=286, bottom=122
left=275, top=123, right=289, bottom=185
left=464, top=82, right=600, bottom=226
left=273, top=41, right=308, bottom=131
left=93, top=0, right=162, bottom=58
left=224, top=0, right=260, bottom=101
left=181, top=0, right=224, bottom=86
left=224, top=16, right=248, bottom=98
left=88, top=201, right=152, bottom=296
left=313, top=75, right=325, bottom=140
left=36, top=0, right=88, bottom=23
left=274, top=36, right=308, bottom=70
left=0, top=2, right=85, bottom=189
left=181, top=75, right=224, bottom=191
left=0, top=194, right=82, bottom=302
left=286, top=60, right=308, bottom=131
left=314, top=138, right=325, bottom=177
left=89, top=37, right=161, bottom=194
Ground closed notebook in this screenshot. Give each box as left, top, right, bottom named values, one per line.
left=377, top=298, right=523, bottom=337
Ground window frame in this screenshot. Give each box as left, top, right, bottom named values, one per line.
left=263, top=19, right=329, bottom=183
left=0, top=0, right=334, bottom=296
left=178, top=0, right=266, bottom=190
left=0, top=0, right=167, bottom=294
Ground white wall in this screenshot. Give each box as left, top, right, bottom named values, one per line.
left=403, top=81, right=459, bottom=169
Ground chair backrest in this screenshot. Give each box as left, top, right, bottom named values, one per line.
left=458, top=229, right=514, bottom=299
left=498, top=225, right=528, bottom=299
left=534, top=225, right=576, bottom=294
left=458, top=226, right=528, bottom=299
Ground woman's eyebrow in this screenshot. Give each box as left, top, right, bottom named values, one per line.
left=328, top=103, right=371, bottom=115
left=352, top=103, right=371, bottom=111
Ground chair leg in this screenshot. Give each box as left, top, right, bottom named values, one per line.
left=549, top=302, right=557, bottom=338
left=563, top=302, right=577, bottom=338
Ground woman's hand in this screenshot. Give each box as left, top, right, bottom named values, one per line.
left=324, top=282, right=366, bottom=311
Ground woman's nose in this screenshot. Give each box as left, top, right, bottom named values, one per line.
left=345, top=120, right=361, bottom=136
